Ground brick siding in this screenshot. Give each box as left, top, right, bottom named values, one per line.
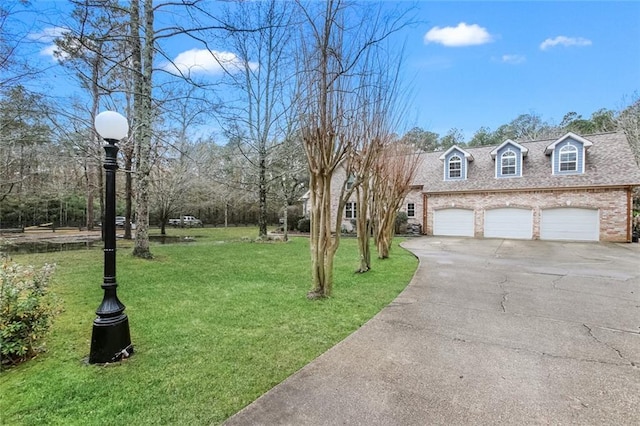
left=425, top=188, right=631, bottom=242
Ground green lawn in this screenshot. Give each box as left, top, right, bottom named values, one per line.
left=0, top=227, right=417, bottom=425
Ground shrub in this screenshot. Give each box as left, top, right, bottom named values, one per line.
left=0, top=259, right=57, bottom=369
left=288, top=216, right=303, bottom=231
left=297, top=218, right=311, bottom=233
left=395, top=212, right=408, bottom=234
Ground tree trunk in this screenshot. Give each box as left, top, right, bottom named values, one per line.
left=124, top=154, right=133, bottom=239
left=307, top=173, right=338, bottom=298
left=98, top=161, right=104, bottom=236
left=258, top=153, right=268, bottom=238
left=371, top=144, right=422, bottom=259
left=283, top=201, right=288, bottom=242
left=131, top=0, right=153, bottom=259
left=355, top=181, right=372, bottom=272
left=86, top=188, right=94, bottom=230
left=375, top=211, right=392, bottom=259
left=83, top=159, right=93, bottom=231
left=87, top=47, right=102, bottom=232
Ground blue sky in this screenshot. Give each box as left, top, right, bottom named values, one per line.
left=19, top=1, right=640, bottom=141
left=401, top=1, right=640, bottom=138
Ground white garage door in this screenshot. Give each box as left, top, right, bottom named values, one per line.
left=433, top=209, right=474, bottom=237
left=484, top=208, right=533, bottom=239
left=540, top=208, right=599, bottom=241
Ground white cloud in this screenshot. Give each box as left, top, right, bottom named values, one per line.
left=540, top=36, right=592, bottom=50
left=40, top=44, right=61, bottom=58
left=28, top=26, right=68, bottom=42
left=164, top=48, right=258, bottom=76
left=28, top=26, right=70, bottom=60
left=501, top=54, right=526, bottom=65
left=424, top=22, right=493, bottom=47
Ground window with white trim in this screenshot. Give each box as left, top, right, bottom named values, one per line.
left=448, top=155, right=461, bottom=178
left=559, top=144, right=577, bottom=172
left=407, top=203, right=415, bottom=217
left=501, top=149, right=517, bottom=176
left=345, top=202, right=356, bottom=219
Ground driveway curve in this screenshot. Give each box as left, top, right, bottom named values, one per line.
left=225, top=238, right=640, bottom=425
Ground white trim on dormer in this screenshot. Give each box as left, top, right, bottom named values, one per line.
left=490, top=140, right=526, bottom=178
left=438, top=145, right=474, bottom=161
left=439, top=145, right=473, bottom=181
left=490, top=139, right=529, bottom=159
left=544, top=132, right=593, bottom=155
left=547, top=132, right=591, bottom=175
left=440, top=145, right=473, bottom=181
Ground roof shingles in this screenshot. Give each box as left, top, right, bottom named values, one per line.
left=415, top=132, right=640, bottom=194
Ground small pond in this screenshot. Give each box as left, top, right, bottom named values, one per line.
left=148, top=235, right=196, bottom=244
left=1, top=240, right=97, bottom=254
left=1, top=235, right=195, bottom=254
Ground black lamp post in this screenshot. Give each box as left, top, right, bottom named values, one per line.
left=89, top=111, right=133, bottom=364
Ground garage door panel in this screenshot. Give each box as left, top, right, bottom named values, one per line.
left=484, top=208, right=533, bottom=239
left=541, top=208, right=599, bottom=241
left=434, top=209, right=474, bottom=237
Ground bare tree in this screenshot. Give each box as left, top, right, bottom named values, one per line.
left=0, top=87, right=52, bottom=203
left=270, top=131, right=307, bottom=241
left=372, top=142, right=421, bottom=259
left=52, top=0, right=218, bottom=256
left=150, top=156, right=190, bottom=235
left=214, top=0, right=297, bottom=239
left=296, top=0, right=410, bottom=297
left=0, top=1, right=46, bottom=89
left=54, top=0, right=129, bottom=231
left=351, top=44, right=405, bottom=273
left=128, top=0, right=154, bottom=258
left=618, top=93, right=640, bottom=165
left=127, top=0, right=243, bottom=256
left=194, top=140, right=257, bottom=227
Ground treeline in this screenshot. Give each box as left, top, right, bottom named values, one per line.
left=0, top=1, right=309, bottom=234
left=0, top=85, right=302, bottom=229
left=401, top=101, right=640, bottom=153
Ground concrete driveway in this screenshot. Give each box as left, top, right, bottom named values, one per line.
left=225, top=238, right=640, bottom=425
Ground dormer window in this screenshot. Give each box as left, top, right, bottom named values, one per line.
left=559, top=145, right=577, bottom=172
left=449, top=155, right=461, bottom=178
left=501, top=150, right=517, bottom=175
left=545, top=132, right=592, bottom=175
left=490, top=139, right=527, bottom=178
left=439, top=146, right=473, bottom=181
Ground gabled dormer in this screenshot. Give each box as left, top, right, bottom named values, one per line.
left=439, top=145, right=473, bottom=181
left=490, top=139, right=529, bottom=178
left=545, top=132, right=593, bottom=175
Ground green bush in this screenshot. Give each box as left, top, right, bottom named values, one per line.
left=288, top=216, right=303, bottom=231
left=395, top=212, right=408, bottom=234
left=297, top=218, right=311, bottom=233
left=0, top=259, right=57, bottom=369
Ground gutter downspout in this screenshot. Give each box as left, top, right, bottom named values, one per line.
left=627, top=187, right=632, bottom=243
left=423, top=193, right=428, bottom=235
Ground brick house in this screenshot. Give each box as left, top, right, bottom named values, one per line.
left=329, top=132, right=640, bottom=242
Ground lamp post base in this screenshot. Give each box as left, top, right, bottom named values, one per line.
left=89, top=314, right=133, bottom=364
